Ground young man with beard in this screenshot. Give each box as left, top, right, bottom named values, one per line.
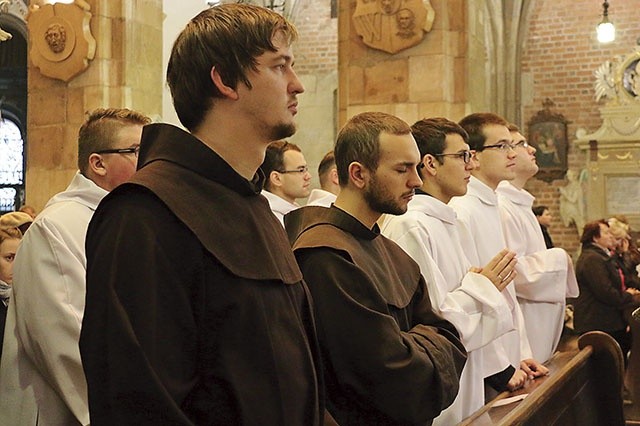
left=79, top=5, right=322, bottom=425
left=449, top=113, right=548, bottom=400
left=496, top=124, right=578, bottom=363
left=382, top=117, right=518, bottom=424
left=285, top=111, right=466, bottom=425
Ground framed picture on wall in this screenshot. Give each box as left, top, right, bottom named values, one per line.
left=527, top=98, right=570, bottom=182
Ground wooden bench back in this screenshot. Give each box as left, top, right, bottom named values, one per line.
left=459, top=331, right=624, bottom=426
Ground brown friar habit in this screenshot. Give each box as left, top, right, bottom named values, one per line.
left=80, top=124, right=322, bottom=426
left=285, top=205, right=466, bottom=426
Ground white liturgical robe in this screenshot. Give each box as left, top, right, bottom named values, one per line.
left=449, top=177, right=534, bottom=375
left=496, top=181, right=579, bottom=362
left=382, top=194, right=514, bottom=424
left=306, top=188, right=337, bottom=208
left=261, top=190, right=299, bottom=226
left=0, top=172, right=107, bottom=426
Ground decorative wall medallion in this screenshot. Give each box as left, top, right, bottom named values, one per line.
left=594, top=42, right=640, bottom=105
left=352, top=0, right=435, bottom=54
left=27, top=0, right=95, bottom=82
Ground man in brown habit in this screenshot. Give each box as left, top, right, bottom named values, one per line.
left=285, top=111, right=467, bottom=425
left=79, top=4, right=322, bottom=425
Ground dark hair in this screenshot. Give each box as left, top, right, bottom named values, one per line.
left=77, top=108, right=151, bottom=174
left=334, top=112, right=411, bottom=186
left=580, top=219, right=608, bottom=246
left=411, top=117, right=469, bottom=175
left=532, top=205, right=548, bottom=217
left=318, top=150, right=336, bottom=188
left=458, top=112, right=509, bottom=151
left=167, top=4, right=297, bottom=131
left=261, top=140, right=301, bottom=191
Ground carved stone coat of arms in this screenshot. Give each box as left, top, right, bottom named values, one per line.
left=352, top=0, right=435, bottom=54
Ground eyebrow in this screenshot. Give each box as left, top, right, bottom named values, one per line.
left=394, top=161, right=418, bottom=167
left=270, top=53, right=294, bottom=64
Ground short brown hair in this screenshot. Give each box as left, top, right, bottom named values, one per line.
left=458, top=113, right=509, bottom=151
left=317, top=150, right=336, bottom=188
left=167, top=4, right=298, bottom=131
left=507, top=123, right=520, bottom=132
left=334, top=112, right=411, bottom=186
left=580, top=219, right=608, bottom=246
left=77, top=108, right=151, bottom=174
left=411, top=117, right=468, bottom=174
left=261, top=140, right=301, bottom=191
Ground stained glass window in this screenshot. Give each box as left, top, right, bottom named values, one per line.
left=0, top=117, right=24, bottom=212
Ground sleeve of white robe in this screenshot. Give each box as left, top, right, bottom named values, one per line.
left=12, top=217, right=89, bottom=425
left=512, top=248, right=579, bottom=302
left=385, top=222, right=514, bottom=352
left=499, top=202, right=579, bottom=301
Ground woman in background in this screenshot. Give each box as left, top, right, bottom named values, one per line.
left=0, top=227, right=23, bottom=360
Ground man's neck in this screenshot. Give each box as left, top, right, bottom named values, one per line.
left=510, top=175, right=529, bottom=190
left=268, top=189, right=296, bottom=205
left=421, top=182, right=449, bottom=204
left=471, top=171, right=499, bottom=191
left=333, top=190, right=380, bottom=229
left=192, top=109, right=271, bottom=181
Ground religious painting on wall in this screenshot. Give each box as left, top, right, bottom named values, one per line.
left=527, top=98, right=570, bottom=182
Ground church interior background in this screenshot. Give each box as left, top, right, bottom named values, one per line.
left=1, top=0, right=640, bottom=257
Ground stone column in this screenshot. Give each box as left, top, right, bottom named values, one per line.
left=338, top=0, right=467, bottom=127
left=26, top=0, right=163, bottom=210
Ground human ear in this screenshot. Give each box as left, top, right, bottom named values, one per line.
left=88, top=153, right=107, bottom=177
left=348, top=162, right=368, bottom=189
left=269, top=170, right=283, bottom=188
left=210, top=66, right=239, bottom=100
left=423, top=154, right=438, bottom=176
left=330, top=167, right=339, bottom=186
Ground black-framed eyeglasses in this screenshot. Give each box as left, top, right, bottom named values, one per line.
left=478, top=141, right=515, bottom=152
left=434, top=150, right=475, bottom=164
left=277, top=165, right=309, bottom=174
left=94, top=145, right=140, bottom=157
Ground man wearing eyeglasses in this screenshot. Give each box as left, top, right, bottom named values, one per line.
left=449, top=113, right=548, bottom=401
left=381, top=117, right=518, bottom=424
left=496, top=124, right=578, bottom=363
left=260, top=140, right=312, bottom=225
left=0, top=108, right=150, bottom=426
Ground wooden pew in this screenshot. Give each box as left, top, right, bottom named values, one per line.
left=625, top=307, right=640, bottom=422
left=458, top=331, right=625, bottom=426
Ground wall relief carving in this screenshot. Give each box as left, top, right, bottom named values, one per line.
left=352, top=0, right=435, bottom=54
left=27, top=0, right=95, bottom=82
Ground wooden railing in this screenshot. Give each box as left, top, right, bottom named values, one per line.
left=458, top=331, right=625, bottom=426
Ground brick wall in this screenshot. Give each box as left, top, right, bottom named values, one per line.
left=521, top=0, right=640, bottom=255
left=292, top=0, right=338, bottom=75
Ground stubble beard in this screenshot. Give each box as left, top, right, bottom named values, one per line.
left=364, top=175, right=407, bottom=216
left=270, top=122, right=297, bottom=141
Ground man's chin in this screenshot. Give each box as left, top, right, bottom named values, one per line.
left=271, top=123, right=297, bottom=141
